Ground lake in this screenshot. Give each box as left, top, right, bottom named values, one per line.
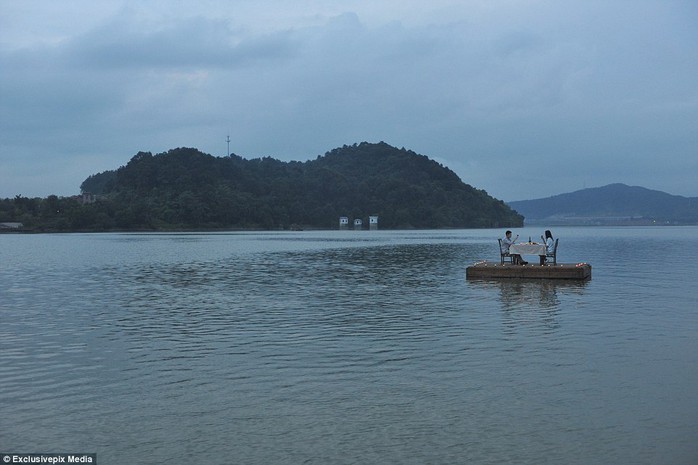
left=1, top=227, right=697, bottom=465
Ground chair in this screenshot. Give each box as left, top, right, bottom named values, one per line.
left=545, top=238, right=558, bottom=265
left=498, top=239, right=514, bottom=265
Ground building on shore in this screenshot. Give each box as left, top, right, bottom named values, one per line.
left=0, top=222, right=24, bottom=230
left=339, top=216, right=379, bottom=231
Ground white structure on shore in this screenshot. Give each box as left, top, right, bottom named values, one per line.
left=339, top=216, right=378, bottom=230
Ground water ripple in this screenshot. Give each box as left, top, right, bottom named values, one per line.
left=1, top=230, right=697, bottom=464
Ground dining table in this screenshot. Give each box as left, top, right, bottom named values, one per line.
left=509, top=242, right=546, bottom=256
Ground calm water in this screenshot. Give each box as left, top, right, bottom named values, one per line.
left=1, top=227, right=697, bottom=465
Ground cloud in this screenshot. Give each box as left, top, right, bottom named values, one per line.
left=1, top=1, right=696, bottom=200
left=66, top=12, right=297, bottom=70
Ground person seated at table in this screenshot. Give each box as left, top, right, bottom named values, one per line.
left=502, top=230, right=527, bottom=265
left=539, top=230, right=554, bottom=265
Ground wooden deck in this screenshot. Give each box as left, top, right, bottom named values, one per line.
left=466, top=262, right=592, bottom=280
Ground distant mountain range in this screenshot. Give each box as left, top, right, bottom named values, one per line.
left=507, top=183, right=698, bottom=225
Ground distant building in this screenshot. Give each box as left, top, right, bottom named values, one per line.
left=354, top=218, right=363, bottom=230
left=339, top=216, right=349, bottom=230
left=369, top=215, right=378, bottom=230
left=0, top=222, right=24, bottom=230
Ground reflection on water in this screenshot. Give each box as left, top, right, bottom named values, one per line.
left=1, top=230, right=697, bottom=465
left=470, top=278, right=588, bottom=309
left=468, top=279, right=589, bottom=333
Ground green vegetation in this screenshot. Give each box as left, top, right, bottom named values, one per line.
left=1, top=142, right=523, bottom=231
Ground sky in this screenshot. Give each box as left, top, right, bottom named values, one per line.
left=1, top=0, right=697, bottom=202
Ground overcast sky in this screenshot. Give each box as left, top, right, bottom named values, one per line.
left=1, top=0, right=696, bottom=201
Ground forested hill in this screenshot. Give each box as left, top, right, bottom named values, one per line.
left=78, top=142, right=522, bottom=230
left=4, top=142, right=522, bottom=231
left=507, top=183, right=698, bottom=225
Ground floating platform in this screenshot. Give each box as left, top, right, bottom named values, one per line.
left=466, top=262, right=591, bottom=280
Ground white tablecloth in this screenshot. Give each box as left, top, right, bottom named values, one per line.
left=509, top=243, right=546, bottom=255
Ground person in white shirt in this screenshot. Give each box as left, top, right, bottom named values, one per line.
left=539, top=230, right=554, bottom=265
left=502, top=230, right=527, bottom=265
